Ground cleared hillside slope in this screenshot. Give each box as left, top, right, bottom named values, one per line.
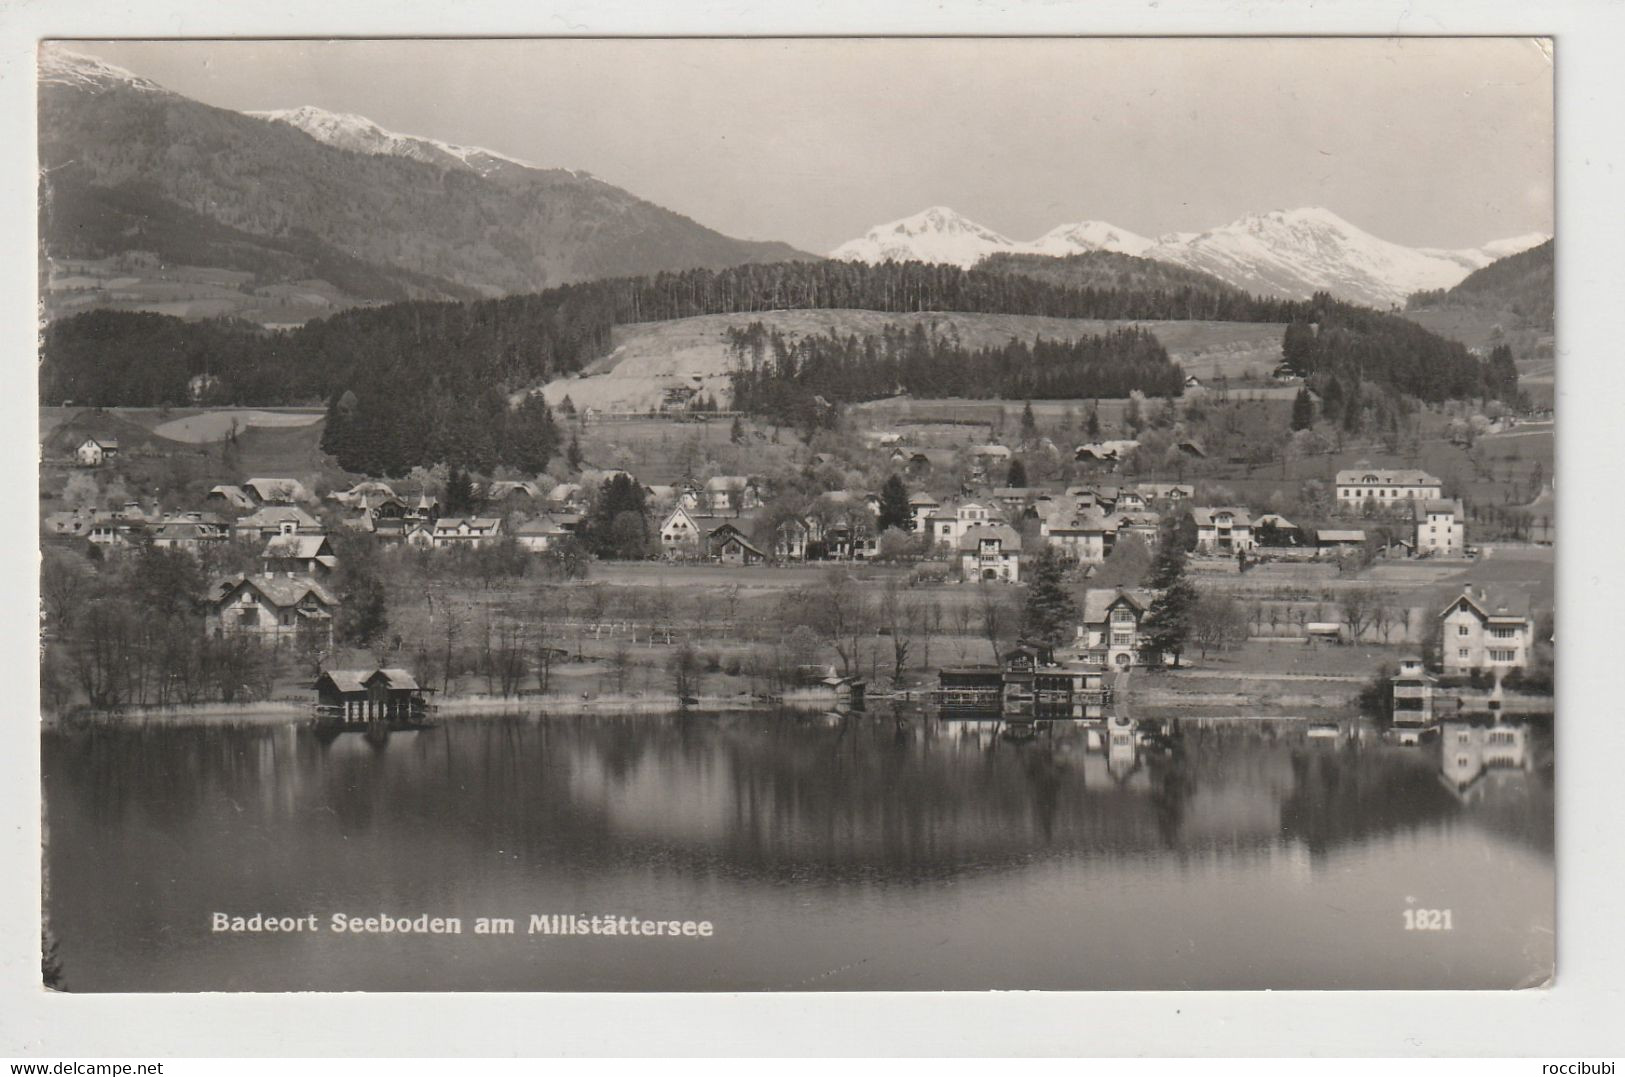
left=535, top=310, right=1286, bottom=412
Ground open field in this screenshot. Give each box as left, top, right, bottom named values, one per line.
left=44, top=256, right=371, bottom=327
left=152, top=408, right=324, bottom=443
left=537, top=310, right=1287, bottom=413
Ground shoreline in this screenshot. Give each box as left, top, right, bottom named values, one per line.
left=40, top=687, right=857, bottom=725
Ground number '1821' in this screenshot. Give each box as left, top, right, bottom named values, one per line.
left=1403, top=908, right=1453, bottom=931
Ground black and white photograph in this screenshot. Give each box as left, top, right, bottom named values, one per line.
left=33, top=35, right=1557, bottom=995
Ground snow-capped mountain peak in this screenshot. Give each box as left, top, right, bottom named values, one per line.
left=831, top=206, right=1017, bottom=269
left=1145, top=206, right=1547, bottom=307
left=831, top=206, right=1153, bottom=268
left=39, top=47, right=165, bottom=94
left=249, top=105, right=540, bottom=178
left=833, top=202, right=1549, bottom=307
left=1028, top=220, right=1154, bottom=258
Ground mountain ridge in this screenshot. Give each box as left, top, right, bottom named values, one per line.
left=39, top=47, right=817, bottom=324
left=832, top=204, right=1549, bottom=308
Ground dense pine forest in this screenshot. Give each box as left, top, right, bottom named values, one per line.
left=726, top=322, right=1182, bottom=428
left=1282, top=294, right=1520, bottom=405
left=42, top=259, right=1513, bottom=475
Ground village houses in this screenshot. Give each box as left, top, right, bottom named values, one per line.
left=75, top=436, right=119, bottom=467
left=1080, top=587, right=1156, bottom=669
left=261, top=533, right=338, bottom=576
left=431, top=517, right=504, bottom=549
left=1439, top=584, right=1534, bottom=676
left=1191, top=507, right=1255, bottom=555
left=958, top=523, right=1022, bottom=582
left=206, top=573, right=338, bottom=645
left=1334, top=466, right=1443, bottom=507
left=1415, top=499, right=1466, bottom=556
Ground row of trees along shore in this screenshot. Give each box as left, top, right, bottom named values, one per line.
left=44, top=255, right=1511, bottom=475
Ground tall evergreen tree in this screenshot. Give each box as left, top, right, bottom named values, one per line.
left=1142, top=536, right=1198, bottom=668
left=444, top=466, right=477, bottom=516
left=1005, top=458, right=1028, bottom=488
left=1020, top=399, right=1038, bottom=441
left=1085, top=405, right=1102, bottom=440
left=877, top=474, right=912, bottom=532
left=1020, top=547, right=1079, bottom=647
left=566, top=433, right=583, bottom=471
left=1290, top=387, right=1315, bottom=431
left=1281, top=320, right=1316, bottom=376
left=1147, top=530, right=1189, bottom=590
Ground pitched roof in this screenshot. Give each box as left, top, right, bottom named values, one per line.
left=237, top=505, right=319, bottom=529
left=957, top=523, right=1023, bottom=552
left=315, top=670, right=370, bottom=693
left=244, top=477, right=311, bottom=503
left=1443, top=584, right=1532, bottom=623
left=208, top=484, right=256, bottom=508
left=154, top=522, right=208, bottom=541
left=515, top=514, right=569, bottom=536
left=263, top=534, right=331, bottom=559
left=1415, top=498, right=1464, bottom=518
left=1315, top=529, right=1367, bottom=543
left=368, top=668, right=421, bottom=691
left=1334, top=468, right=1442, bottom=486
left=1191, top=506, right=1252, bottom=527
left=1082, top=587, right=1156, bottom=624
left=217, top=573, right=338, bottom=609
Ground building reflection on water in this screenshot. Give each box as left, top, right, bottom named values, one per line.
left=40, top=708, right=1555, bottom=992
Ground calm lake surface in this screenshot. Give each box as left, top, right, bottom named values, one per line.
left=42, top=711, right=1554, bottom=991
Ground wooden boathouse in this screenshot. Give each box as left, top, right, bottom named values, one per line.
left=314, top=668, right=429, bottom=720
left=933, top=642, right=1112, bottom=717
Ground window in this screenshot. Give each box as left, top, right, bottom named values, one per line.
left=1457, top=756, right=1470, bottom=768
left=1458, top=648, right=1470, bottom=659
left=1491, top=627, right=1518, bottom=639
left=1458, top=625, right=1470, bottom=636
left=1111, top=610, right=1135, bottom=624
left=1458, top=732, right=1471, bottom=744
left=1489, top=649, right=1517, bottom=663
left=1111, top=632, right=1134, bottom=647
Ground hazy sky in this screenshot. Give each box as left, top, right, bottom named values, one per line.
left=64, top=38, right=1553, bottom=254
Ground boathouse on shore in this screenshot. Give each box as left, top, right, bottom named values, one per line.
left=314, top=668, right=428, bottom=720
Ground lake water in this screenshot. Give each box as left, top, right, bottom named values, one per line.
left=41, top=711, right=1554, bottom=991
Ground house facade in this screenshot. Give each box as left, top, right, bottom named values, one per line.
left=514, top=515, right=571, bottom=552
left=1438, top=584, right=1533, bottom=675
left=957, top=523, right=1022, bottom=582
left=704, top=476, right=762, bottom=515
left=1334, top=467, right=1443, bottom=507
left=75, top=437, right=119, bottom=466
left=261, top=533, right=337, bottom=576
left=1039, top=508, right=1109, bottom=563
left=207, top=573, right=337, bottom=644
left=658, top=506, right=715, bottom=559
left=431, top=517, right=503, bottom=548
left=707, top=524, right=767, bottom=565
left=1415, top=499, right=1466, bottom=557
left=1192, top=507, right=1255, bottom=555
left=1080, top=587, right=1156, bottom=669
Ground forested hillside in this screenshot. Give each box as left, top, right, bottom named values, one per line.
left=726, top=323, right=1182, bottom=428
left=1282, top=293, right=1521, bottom=407
left=43, top=261, right=1505, bottom=476
left=1406, top=239, right=1554, bottom=328
left=978, top=249, right=1248, bottom=303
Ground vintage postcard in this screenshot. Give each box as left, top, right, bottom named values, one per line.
left=36, top=37, right=1554, bottom=992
